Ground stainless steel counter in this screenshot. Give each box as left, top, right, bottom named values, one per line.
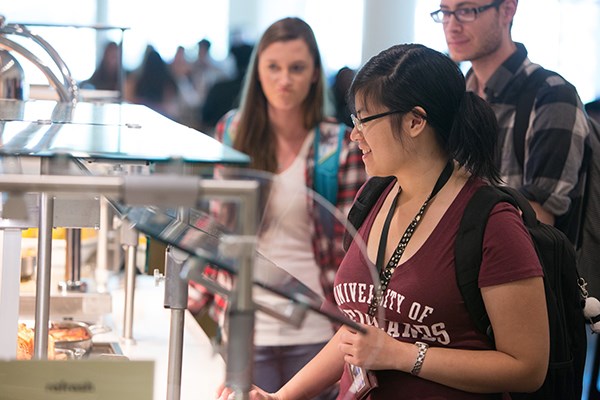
left=94, top=274, right=225, bottom=400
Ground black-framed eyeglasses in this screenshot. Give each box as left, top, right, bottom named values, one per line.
left=350, top=110, right=426, bottom=132
left=430, top=0, right=504, bottom=24
left=350, top=110, right=403, bottom=132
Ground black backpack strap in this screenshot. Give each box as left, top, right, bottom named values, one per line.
left=495, top=186, right=541, bottom=228
left=343, top=176, right=395, bottom=251
left=455, top=185, right=518, bottom=338
left=456, top=185, right=541, bottom=338
left=513, top=67, right=556, bottom=168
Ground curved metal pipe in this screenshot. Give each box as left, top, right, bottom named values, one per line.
left=0, top=37, right=71, bottom=102
left=0, top=22, right=78, bottom=103
left=5, top=23, right=78, bottom=101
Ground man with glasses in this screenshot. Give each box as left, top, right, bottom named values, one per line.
left=431, top=0, right=590, bottom=242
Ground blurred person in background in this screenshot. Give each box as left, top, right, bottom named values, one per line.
left=125, top=46, right=180, bottom=120
left=170, top=45, right=202, bottom=128
left=80, top=41, right=120, bottom=91
left=586, top=99, right=600, bottom=124
left=190, top=38, right=229, bottom=128
left=170, top=45, right=192, bottom=80
left=201, top=42, right=254, bottom=134
left=330, top=66, right=356, bottom=128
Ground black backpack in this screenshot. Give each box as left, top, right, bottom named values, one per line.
left=456, top=185, right=587, bottom=400
left=514, top=67, right=600, bottom=299
left=344, top=179, right=588, bottom=399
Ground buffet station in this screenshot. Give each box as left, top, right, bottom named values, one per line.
left=0, top=16, right=369, bottom=400
left=0, top=99, right=250, bottom=400
left=0, top=16, right=246, bottom=399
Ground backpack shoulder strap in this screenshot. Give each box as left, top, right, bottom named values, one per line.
left=221, top=111, right=237, bottom=146
left=343, top=176, right=395, bottom=251
left=496, top=185, right=541, bottom=227
left=513, top=67, right=556, bottom=168
left=455, top=185, right=518, bottom=337
left=313, top=122, right=346, bottom=205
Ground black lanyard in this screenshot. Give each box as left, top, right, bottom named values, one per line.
left=368, top=160, right=454, bottom=316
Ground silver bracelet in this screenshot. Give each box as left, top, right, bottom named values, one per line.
left=410, top=341, right=429, bottom=376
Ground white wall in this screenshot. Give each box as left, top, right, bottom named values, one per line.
left=361, top=0, right=417, bottom=64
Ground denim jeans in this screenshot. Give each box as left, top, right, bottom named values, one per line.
left=253, top=342, right=338, bottom=399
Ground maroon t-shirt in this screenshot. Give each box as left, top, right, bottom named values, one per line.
left=334, top=177, right=543, bottom=400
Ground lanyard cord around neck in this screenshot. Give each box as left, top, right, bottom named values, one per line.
left=368, top=160, right=454, bottom=316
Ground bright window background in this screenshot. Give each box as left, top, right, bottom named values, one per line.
left=242, top=0, right=364, bottom=77
left=1, top=1, right=98, bottom=87
left=1, top=0, right=230, bottom=84
left=1, top=0, right=599, bottom=103
left=105, top=0, right=230, bottom=69
left=1, top=0, right=362, bottom=87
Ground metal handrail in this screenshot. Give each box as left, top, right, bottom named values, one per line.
left=0, top=15, right=78, bottom=103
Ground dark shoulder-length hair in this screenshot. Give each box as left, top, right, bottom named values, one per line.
left=234, top=17, right=326, bottom=172
left=349, top=43, right=500, bottom=183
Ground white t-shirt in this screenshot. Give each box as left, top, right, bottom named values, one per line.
left=253, top=131, right=334, bottom=346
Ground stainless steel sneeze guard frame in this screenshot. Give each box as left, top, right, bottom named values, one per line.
left=0, top=98, right=253, bottom=399
left=0, top=173, right=362, bottom=329
left=0, top=171, right=262, bottom=400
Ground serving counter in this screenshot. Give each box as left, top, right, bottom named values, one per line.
left=0, top=99, right=248, bottom=399
left=97, top=274, right=225, bottom=400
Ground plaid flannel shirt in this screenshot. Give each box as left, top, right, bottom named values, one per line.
left=465, top=43, right=589, bottom=224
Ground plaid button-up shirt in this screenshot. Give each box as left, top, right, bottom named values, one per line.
left=466, top=43, right=589, bottom=238
left=188, top=112, right=367, bottom=325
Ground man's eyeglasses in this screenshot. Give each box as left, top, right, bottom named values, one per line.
left=430, top=0, right=504, bottom=24
left=350, top=110, right=426, bottom=132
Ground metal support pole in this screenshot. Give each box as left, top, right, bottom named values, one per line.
left=121, top=220, right=138, bottom=344
left=66, top=228, right=81, bottom=283
left=167, top=308, right=185, bottom=400
left=222, top=184, right=260, bottom=400
left=95, top=197, right=111, bottom=293
left=164, top=245, right=189, bottom=400
left=59, top=227, right=86, bottom=292
left=33, top=191, right=53, bottom=359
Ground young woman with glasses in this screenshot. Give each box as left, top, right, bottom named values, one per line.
left=217, top=43, right=549, bottom=400
left=189, top=17, right=366, bottom=399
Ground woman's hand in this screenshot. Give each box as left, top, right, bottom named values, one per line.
left=216, top=383, right=280, bottom=400
left=338, top=324, right=409, bottom=371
